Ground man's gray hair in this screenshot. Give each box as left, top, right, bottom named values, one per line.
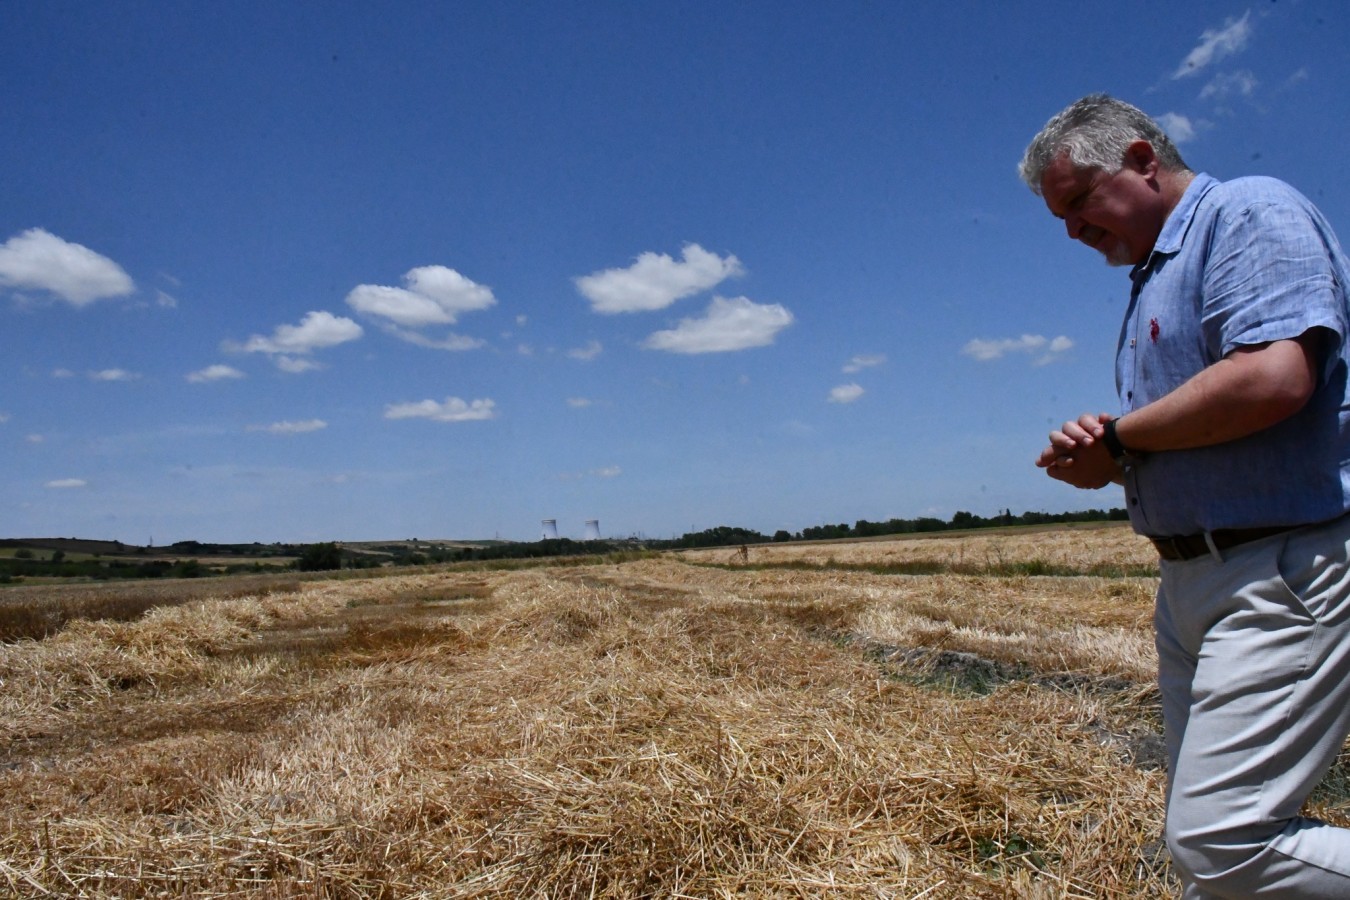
left=1019, top=94, right=1190, bottom=195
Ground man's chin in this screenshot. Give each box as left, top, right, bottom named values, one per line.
left=1102, top=244, right=1134, bottom=267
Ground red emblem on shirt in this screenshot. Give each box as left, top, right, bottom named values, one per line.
left=1150, top=318, right=1160, bottom=343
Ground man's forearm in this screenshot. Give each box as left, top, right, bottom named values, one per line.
left=1113, top=335, right=1320, bottom=452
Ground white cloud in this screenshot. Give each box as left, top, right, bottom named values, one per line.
left=1199, top=70, right=1258, bottom=101
left=1156, top=112, right=1197, bottom=144
left=248, top=419, right=328, bottom=435
left=228, top=311, right=363, bottom=368
left=591, top=466, right=622, bottom=478
left=384, top=397, right=498, bottom=422
left=405, top=265, right=495, bottom=315
left=567, top=340, right=603, bottom=361
left=52, top=368, right=75, bottom=379
left=1173, top=11, right=1252, bottom=79
left=382, top=327, right=485, bottom=351
left=829, top=383, right=865, bottom=404
left=275, top=356, right=324, bottom=373
left=347, top=265, right=495, bottom=331
left=155, top=290, right=178, bottom=308
left=26, top=434, right=44, bottom=444
left=961, top=334, right=1074, bottom=365
left=90, top=368, right=140, bottom=382
left=567, top=397, right=593, bottom=408
left=963, top=335, right=1036, bottom=361
left=346, top=288, right=450, bottom=328
left=842, top=353, right=886, bottom=374
left=643, top=296, right=794, bottom=354
left=0, top=228, right=135, bottom=306
left=45, top=478, right=87, bottom=489
left=187, top=364, right=245, bottom=383
left=576, top=244, right=744, bottom=314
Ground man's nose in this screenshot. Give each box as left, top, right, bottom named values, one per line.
left=1063, top=213, right=1084, bottom=241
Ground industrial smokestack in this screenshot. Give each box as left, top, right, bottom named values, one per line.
left=583, top=519, right=601, bottom=541
left=541, top=519, right=558, bottom=540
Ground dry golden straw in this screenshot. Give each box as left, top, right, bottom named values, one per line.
left=1, top=525, right=1346, bottom=897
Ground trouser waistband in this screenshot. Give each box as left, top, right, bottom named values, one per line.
left=1149, top=525, right=1301, bottom=562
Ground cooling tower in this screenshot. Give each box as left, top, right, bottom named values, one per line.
left=583, top=519, right=601, bottom=540
left=541, top=519, right=558, bottom=540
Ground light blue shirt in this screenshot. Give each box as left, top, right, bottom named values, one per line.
left=1119, top=173, right=1350, bottom=536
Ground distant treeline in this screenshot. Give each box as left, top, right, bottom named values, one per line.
left=0, top=538, right=626, bottom=582
left=0, top=556, right=255, bottom=582
left=429, top=539, right=624, bottom=565
left=0, top=509, right=1129, bottom=582
left=659, top=508, right=1130, bottom=549
left=306, top=539, right=622, bottom=569
left=159, top=540, right=301, bottom=558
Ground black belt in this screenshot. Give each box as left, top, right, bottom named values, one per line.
left=1149, top=525, right=1298, bottom=561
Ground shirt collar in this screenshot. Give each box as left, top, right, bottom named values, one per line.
left=1131, top=172, right=1218, bottom=280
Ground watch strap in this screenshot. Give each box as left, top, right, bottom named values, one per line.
left=1102, top=418, right=1143, bottom=466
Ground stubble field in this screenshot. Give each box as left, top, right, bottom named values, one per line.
left=2, top=523, right=1347, bottom=898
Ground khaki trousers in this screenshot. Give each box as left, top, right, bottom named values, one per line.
left=1156, top=513, right=1350, bottom=898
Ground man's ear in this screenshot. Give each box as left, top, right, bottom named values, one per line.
left=1123, top=140, right=1159, bottom=178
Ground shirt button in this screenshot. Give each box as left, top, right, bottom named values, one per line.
left=1127, top=391, right=1133, bottom=400
left=1131, top=498, right=1139, bottom=506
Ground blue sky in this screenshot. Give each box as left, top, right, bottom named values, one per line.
left=3, top=2, right=1347, bottom=543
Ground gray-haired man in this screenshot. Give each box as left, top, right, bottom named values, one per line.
left=1022, top=93, right=1350, bottom=897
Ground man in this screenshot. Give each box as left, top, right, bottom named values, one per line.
left=1020, top=94, right=1350, bottom=898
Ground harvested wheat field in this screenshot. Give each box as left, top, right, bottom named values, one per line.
left=2, top=523, right=1347, bottom=898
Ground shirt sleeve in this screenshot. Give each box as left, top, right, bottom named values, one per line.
left=1201, top=195, right=1347, bottom=368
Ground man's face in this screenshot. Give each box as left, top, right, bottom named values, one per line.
left=1039, top=148, right=1165, bottom=267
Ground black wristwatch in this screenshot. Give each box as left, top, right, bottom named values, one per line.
left=1102, top=418, right=1145, bottom=468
